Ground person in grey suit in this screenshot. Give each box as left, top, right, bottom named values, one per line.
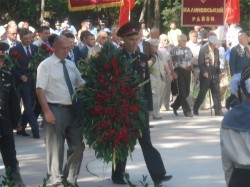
left=88, top=30, right=108, bottom=57
left=2, top=26, right=20, bottom=53
left=193, top=34, right=223, bottom=116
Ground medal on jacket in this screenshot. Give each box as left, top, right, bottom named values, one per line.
left=1, top=73, right=4, bottom=82
left=140, top=61, right=146, bottom=78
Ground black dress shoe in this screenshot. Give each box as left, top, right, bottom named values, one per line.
left=193, top=109, right=199, bottom=115
left=154, top=175, right=173, bottom=184
left=170, top=104, right=178, bottom=116
left=185, top=112, right=193, bottom=118
left=215, top=110, right=224, bottom=116
left=16, top=131, right=30, bottom=136
left=161, top=175, right=173, bottom=181
left=33, top=135, right=40, bottom=139
left=112, top=178, right=127, bottom=185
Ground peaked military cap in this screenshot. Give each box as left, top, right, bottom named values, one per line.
left=117, top=21, right=140, bottom=37
left=0, top=42, right=9, bottom=59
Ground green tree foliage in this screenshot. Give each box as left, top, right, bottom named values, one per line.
left=0, top=0, right=40, bottom=26
left=0, top=0, right=250, bottom=33
left=240, top=0, right=250, bottom=32
left=161, top=0, right=191, bottom=34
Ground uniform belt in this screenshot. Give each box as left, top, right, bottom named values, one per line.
left=48, top=103, right=73, bottom=108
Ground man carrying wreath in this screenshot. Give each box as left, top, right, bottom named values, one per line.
left=111, top=21, right=172, bottom=185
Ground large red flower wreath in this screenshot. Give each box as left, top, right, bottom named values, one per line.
left=77, top=42, right=147, bottom=163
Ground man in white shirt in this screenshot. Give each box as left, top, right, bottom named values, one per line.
left=36, top=35, right=85, bottom=187
left=33, top=26, right=51, bottom=47
left=167, top=22, right=182, bottom=46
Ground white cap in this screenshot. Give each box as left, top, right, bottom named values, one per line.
left=103, top=28, right=111, bottom=33
left=208, top=35, right=219, bottom=45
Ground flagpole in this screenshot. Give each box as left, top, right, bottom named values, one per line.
left=129, top=0, right=131, bottom=21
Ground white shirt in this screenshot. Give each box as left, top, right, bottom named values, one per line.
left=226, top=25, right=242, bottom=49
left=167, top=29, right=182, bottom=46
left=186, top=41, right=201, bottom=66
left=36, top=54, right=85, bottom=105
left=218, top=46, right=226, bottom=69
left=138, top=41, right=143, bottom=52
left=33, top=38, right=50, bottom=47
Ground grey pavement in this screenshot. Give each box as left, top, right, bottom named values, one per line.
left=0, top=108, right=227, bottom=187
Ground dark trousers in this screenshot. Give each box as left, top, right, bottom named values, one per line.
left=228, top=168, right=250, bottom=187
left=171, top=67, right=191, bottom=114
left=0, top=119, right=23, bottom=184
left=194, top=75, right=221, bottom=112
left=21, top=96, right=42, bottom=129
left=20, top=81, right=39, bottom=136
left=112, top=115, right=166, bottom=182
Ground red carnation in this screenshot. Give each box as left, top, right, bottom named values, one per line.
left=11, top=50, right=22, bottom=61
left=101, top=120, right=109, bottom=129
left=46, top=48, right=54, bottom=54
left=114, top=116, right=120, bottom=123
left=103, top=63, right=110, bottom=70
left=130, top=106, right=140, bottom=112
left=111, top=77, right=120, bottom=83
left=40, top=43, right=47, bottom=50
left=110, top=86, right=117, bottom=93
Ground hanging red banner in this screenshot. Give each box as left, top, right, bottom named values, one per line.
left=68, top=0, right=123, bottom=11
left=181, top=0, right=225, bottom=26
left=225, top=0, right=240, bottom=24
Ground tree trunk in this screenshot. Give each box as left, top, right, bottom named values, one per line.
left=154, top=0, right=160, bottom=27
left=139, top=0, right=147, bottom=23
left=40, top=0, right=45, bottom=23
left=147, top=0, right=152, bottom=28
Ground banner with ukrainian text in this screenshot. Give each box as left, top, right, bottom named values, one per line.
left=68, top=0, right=123, bottom=11
left=181, top=0, right=225, bottom=26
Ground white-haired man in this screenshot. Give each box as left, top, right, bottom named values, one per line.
left=158, top=34, right=172, bottom=111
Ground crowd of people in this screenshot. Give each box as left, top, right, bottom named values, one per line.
left=0, top=17, right=250, bottom=187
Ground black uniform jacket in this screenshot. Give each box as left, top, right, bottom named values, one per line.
left=120, top=48, right=153, bottom=111
left=198, top=45, right=221, bottom=79
left=0, top=69, right=21, bottom=136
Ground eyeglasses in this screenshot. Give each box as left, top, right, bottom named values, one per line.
left=9, top=33, right=17, bottom=35
left=102, top=36, right=108, bottom=40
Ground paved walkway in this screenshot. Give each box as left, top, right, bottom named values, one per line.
left=0, top=108, right=227, bottom=187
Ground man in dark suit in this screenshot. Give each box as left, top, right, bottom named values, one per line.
left=0, top=42, right=25, bottom=187
left=80, top=32, right=95, bottom=60
left=111, top=21, right=172, bottom=185
left=225, top=32, right=250, bottom=109
left=9, top=28, right=40, bottom=138
left=63, top=32, right=81, bottom=66
left=193, top=34, right=223, bottom=116
left=138, top=29, right=151, bottom=58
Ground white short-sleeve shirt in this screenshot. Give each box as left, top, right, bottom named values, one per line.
left=36, top=54, right=85, bottom=105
